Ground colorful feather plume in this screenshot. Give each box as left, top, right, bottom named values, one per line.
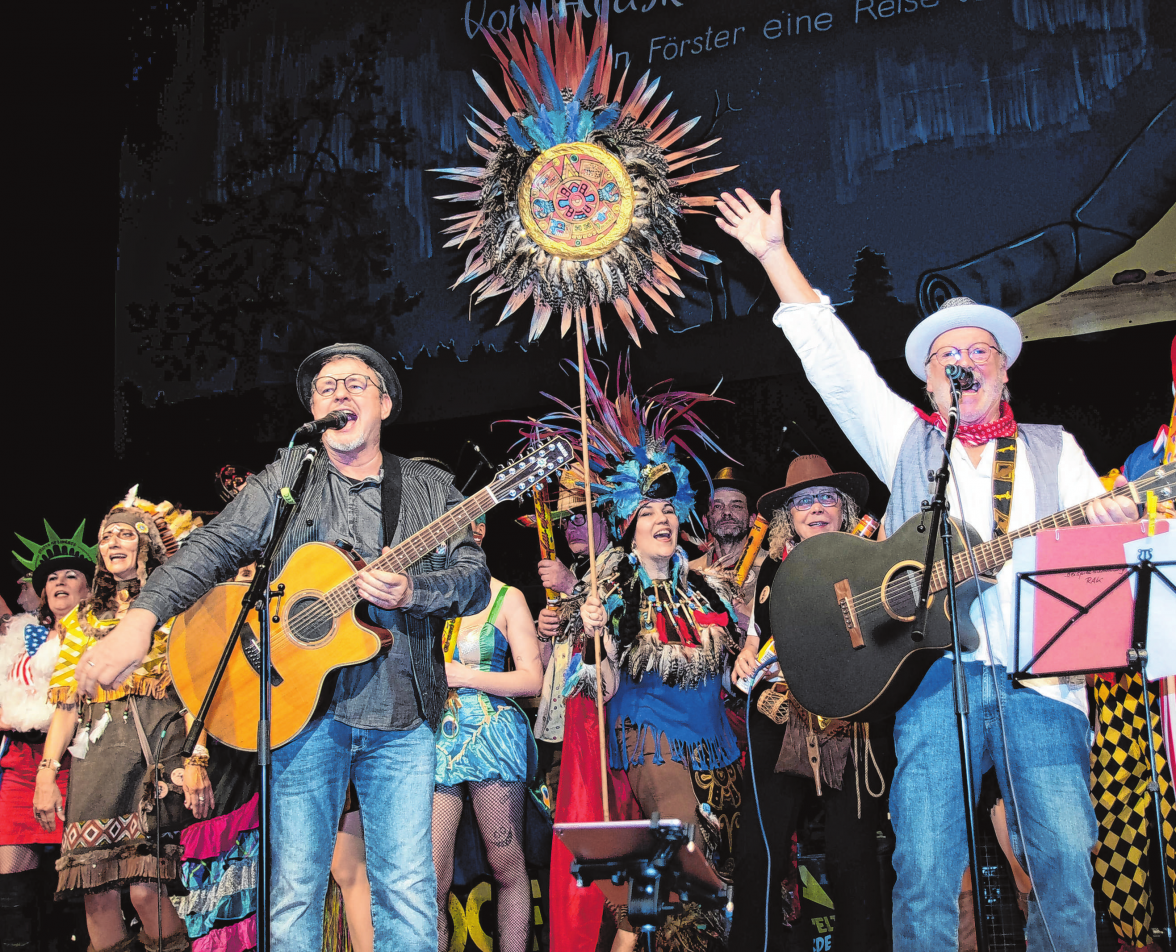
left=433, top=1, right=735, bottom=347
left=506, top=350, right=735, bottom=533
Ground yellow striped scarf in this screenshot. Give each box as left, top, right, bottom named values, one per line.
left=47, top=606, right=173, bottom=705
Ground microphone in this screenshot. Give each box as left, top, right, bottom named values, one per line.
left=470, top=442, right=494, bottom=471
left=944, top=365, right=975, bottom=391
left=459, top=441, right=495, bottom=493
left=293, top=410, right=351, bottom=439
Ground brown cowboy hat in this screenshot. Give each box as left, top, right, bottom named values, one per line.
left=756, top=455, right=869, bottom=519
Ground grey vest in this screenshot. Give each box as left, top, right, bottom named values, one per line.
left=271, top=449, right=454, bottom=729
left=883, top=420, right=1064, bottom=534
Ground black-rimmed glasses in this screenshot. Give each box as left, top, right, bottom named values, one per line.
left=312, top=374, right=384, bottom=397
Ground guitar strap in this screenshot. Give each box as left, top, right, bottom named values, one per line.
left=380, top=451, right=403, bottom=548
left=992, top=434, right=1018, bottom=537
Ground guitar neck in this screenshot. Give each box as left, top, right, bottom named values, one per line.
left=927, top=478, right=1147, bottom=593
left=325, top=487, right=497, bottom=612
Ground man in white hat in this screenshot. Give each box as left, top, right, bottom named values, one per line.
left=715, top=189, right=1138, bottom=951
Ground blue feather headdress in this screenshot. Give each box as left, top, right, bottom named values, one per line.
left=509, top=351, right=735, bottom=536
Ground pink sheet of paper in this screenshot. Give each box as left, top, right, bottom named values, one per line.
left=1027, top=521, right=1168, bottom=676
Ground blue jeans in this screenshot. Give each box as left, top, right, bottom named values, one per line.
left=270, top=715, right=437, bottom=952
left=891, top=659, right=1097, bottom=951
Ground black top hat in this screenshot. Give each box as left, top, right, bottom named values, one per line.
left=709, top=465, right=757, bottom=502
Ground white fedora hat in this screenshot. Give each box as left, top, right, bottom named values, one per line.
left=905, top=297, right=1023, bottom=381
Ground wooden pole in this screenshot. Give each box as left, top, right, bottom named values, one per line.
left=574, top=313, right=609, bottom=822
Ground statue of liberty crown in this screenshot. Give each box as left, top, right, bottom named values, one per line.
left=13, top=520, right=98, bottom=575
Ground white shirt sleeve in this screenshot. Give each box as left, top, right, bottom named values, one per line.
left=772, top=295, right=919, bottom=489
left=1057, top=430, right=1108, bottom=510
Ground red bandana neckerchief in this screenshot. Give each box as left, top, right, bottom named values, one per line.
left=915, top=401, right=1017, bottom=447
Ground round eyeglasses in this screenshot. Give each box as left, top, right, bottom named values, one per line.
left=925, top=343, right=1002, bottom=367
left=312, top=374, right=384, bottom=397
left=789, top=490, right=842, bottom=511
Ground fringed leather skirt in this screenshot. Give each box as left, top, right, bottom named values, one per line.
left=55, top=689, right=188, bottom=898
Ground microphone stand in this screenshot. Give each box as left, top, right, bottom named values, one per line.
left=182, top=439, right=321, bottom=952
left=910, top=378, right=988, bottom=951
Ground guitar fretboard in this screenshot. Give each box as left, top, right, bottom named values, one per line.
left=926, top=467, right=1170, bottom=593
left=318, top=487, right=497, bottom=617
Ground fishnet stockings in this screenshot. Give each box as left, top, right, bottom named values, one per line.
left=434, top=780, right=530, bottom=952
left=0, top=845, right=39, bottom=875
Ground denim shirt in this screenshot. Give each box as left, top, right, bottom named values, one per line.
left=135, top=449, right=490, bottom=731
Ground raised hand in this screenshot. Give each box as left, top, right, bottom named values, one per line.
left=716, top=188, right=785, bottom=261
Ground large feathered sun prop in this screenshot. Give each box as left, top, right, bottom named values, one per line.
left=433, top=1, right=736, bottom=346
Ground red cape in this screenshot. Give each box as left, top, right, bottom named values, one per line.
left=549, top=693, right=639, bottom=952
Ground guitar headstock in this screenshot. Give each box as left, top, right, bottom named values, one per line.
left=487, top=438, right=574, bottom=503
left=1130, top=463, right=1176, bottom=507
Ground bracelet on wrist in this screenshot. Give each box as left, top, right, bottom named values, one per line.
left=184, top=754, right=210, bottom=769
left=38, top=758, right=61, bottom=774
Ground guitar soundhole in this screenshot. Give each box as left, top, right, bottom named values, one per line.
left=286, top=595, right=334, bottom=645
left=880, top=562, right=926, bottom=623
left=886, top=571, right=920, bottom=619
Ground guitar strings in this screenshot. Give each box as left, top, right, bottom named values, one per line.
left=835, top=482, right=1156, bottom=620
left=276, top=471, right=553, bottom=639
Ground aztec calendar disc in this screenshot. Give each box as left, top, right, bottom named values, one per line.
left=518, top=142, right=634, bottom=260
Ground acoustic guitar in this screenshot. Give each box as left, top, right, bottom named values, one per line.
left=768, top=464, right=1173, bottom=722
left=168, top=439, right=572, bottom=750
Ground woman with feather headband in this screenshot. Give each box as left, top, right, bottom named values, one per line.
left=529, top=355, right=742, bottom=948
left=1, top=521, right=95, bottom=948
left=32, top=497, right=210, bottom=952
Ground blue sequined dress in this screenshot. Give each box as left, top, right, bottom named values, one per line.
left=435, top=584, right=535, bottom=786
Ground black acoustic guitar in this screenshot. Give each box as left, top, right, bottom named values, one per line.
left=768, top=464, right=1173, bottom=722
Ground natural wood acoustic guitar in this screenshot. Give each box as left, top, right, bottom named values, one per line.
left=768, top=464, right=1173, bottom=722
left=168, top=439, right=572, bottom=749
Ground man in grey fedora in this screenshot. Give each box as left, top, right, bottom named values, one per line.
left=716, top=188, right=1138, bottom=951
left=77, top=343, right=491, bottom=952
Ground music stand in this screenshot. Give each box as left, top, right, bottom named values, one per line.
left=555, top=816, right=731, bottom=951
left=1014, top=527, right=1175, bottom=952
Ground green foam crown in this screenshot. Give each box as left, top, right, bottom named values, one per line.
left=13, top=519, right=98, bottom=573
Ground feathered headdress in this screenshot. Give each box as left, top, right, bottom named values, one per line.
left=512, top=351, right=734, bottom=536
left=433, top=1, right=734, bottom=346
left=117, top=484, right=203, bottom=556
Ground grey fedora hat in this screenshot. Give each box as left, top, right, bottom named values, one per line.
left=296, top=343, right=403, bottom=425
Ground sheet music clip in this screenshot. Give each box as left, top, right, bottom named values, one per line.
left=555, top=815, right=731, bottom=948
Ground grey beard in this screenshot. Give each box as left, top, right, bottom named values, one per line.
left=325, top=430, right=366, bottom=453
left=712, top=527, right=749, bottom=548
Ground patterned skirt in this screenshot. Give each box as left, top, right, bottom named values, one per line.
left=435, top=688, right=531, bottom=786
left=56, top=689, right=188, bottom=898
left=172, top=743, right=259, bottom=952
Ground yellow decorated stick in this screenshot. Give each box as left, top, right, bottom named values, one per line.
left=733, top=516, right=769, bottom=588
left=533, top=485, right=560, bottom=604
left=441, top=617, right=461, bottom=663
